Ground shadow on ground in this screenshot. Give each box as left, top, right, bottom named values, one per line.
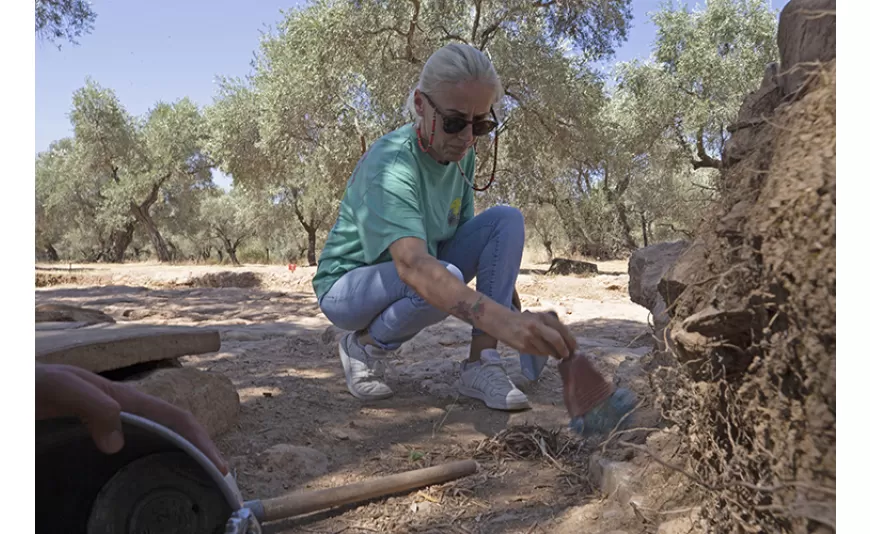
left=36, top=283, right=650, bottom=533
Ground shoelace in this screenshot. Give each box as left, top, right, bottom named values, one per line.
left=354, top=351, right=387, bottom=380
left=473, top=361, right=514, bottom=395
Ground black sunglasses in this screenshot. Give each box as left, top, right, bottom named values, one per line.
left=421, top=92, right=499, bottom=136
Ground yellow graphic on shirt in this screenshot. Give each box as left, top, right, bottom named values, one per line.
left=448, top=197, right=462, bottom=226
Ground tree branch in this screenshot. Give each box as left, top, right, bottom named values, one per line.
left=504, top=90, right=555, bottom=135
left=479, top=1, right=555, bottom=49
left=291, top=193, right=314, bottom=233
left=656, top=222, right=695, bottom=239
left=404, top=0, right=422, bottom=63
left=138, top=172, right=172, bottom=213
left=363, top=26, right=408, bottom=38
left=692, top=128, right=723, bottom=170
left=471, top=0, right=482, bottom=42
left=437, top=24, right=469, bottom=45
left=673, top=116, right=693, bottom=154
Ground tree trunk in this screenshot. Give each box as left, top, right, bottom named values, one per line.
left=640, top=212, right=649, bottom=248
left=226, top=247, right=241, bottom=266
left=166, top=240, right=179, bottom=263
left=131, top=203, right=171, bottom=262
left=543, top=240, right=554, bottom=262
left=550, top=197, right=592, bottom=253
left=292, top=199, right=319, bottom=267
left=217, top=249, right=224, bottom=263
left=221, top=238, right=241, bottom=266
left=107, top=222, right=135, bottom=263
left=306, top=227, right=317, bottom=267
left=615, top=201, right=638, bottom=251
left=44, top=244, right=60, bottom=262
left=265, top=247, right=270, bottom=264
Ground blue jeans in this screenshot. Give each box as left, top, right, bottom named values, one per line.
left=318, top=205, right=525, bottom=351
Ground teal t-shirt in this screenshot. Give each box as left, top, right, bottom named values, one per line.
left=312, top=123, right=475, bottom=300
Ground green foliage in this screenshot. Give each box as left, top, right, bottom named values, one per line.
left=617, top=0, right=778, bottom=168
left=206, top=0, right=631, bottom=265
left=37, top=0, right=777, bottom=264
left=42, top=79, right=215, bottom=262
left=36, top=0, right=97, bottom=47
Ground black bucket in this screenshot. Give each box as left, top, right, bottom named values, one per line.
left=35, top=413, right=243, bottom=534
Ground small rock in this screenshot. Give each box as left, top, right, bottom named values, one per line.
left=657, top=516, right=695, bottom=534
left=121, top=309, right=157, bottom=320
left=413, top=501, right=433, bottom=514
left=589, top=454, right=639, bottom=506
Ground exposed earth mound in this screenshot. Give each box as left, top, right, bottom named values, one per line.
left=630, top=2, right=836, bottom=531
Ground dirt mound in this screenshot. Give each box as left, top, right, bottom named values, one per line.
left=186, top=271, right=262, bottom=288
left=36, top=303, right=116, bottom=324
left=644, top=4, right=836, bottom=532
left=36, top=272, right=87, bottom=287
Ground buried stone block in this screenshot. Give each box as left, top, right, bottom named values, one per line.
left=589, top=453, right=639, bottom=507
left=127, top=367, right=240, bottom=438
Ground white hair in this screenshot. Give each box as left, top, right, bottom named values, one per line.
left=405, top=43, right=503, bottom=122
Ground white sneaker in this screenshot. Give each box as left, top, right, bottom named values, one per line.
left=457, top=349, right=530, bottom=411
left=338, top=332, right=394, bottom=401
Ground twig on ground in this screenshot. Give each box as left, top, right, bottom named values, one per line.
left=599, top=397, right=647, bottom=453
left=433, top=395, right=460, bottom=436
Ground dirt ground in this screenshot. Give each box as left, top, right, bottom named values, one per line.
left=35, top=259, right=654, bottom=534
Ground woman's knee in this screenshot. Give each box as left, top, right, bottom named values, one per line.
left=408, top=261, right=463, bottom=309
left=319, top=297, right=370, bottom=332
left=442, top=261, right=464, bottom=283
left=482, top=205, right=525, bottom=239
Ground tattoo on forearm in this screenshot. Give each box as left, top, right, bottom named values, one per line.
left=452, top=296, right=486, bottom=325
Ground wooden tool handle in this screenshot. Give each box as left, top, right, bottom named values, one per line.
left=257, top=459, right=478, bottom=522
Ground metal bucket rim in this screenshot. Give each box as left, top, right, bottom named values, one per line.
left=119, top=411, right=244, bottom=510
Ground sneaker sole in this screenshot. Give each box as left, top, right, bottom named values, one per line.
left=457, top=383, right=531, bottom=411
left=339, top=335, right=394, bottom=401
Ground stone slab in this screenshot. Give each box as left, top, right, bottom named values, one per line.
left=35, top=322, right=92, bottom=331
left=36, top=324, right=221, bottom=373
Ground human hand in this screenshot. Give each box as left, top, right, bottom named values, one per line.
left=35, top=363, right=229, bottom=475
left=500, top=310, right=577, bottom=359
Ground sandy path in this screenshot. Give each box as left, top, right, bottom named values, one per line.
left=36, top=261, right=652, bottom=533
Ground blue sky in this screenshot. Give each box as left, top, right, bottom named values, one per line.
left=35, top=0, right=786, bottom=189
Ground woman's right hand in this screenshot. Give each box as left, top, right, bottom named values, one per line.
left=500, top=310, right=577, bottom=359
